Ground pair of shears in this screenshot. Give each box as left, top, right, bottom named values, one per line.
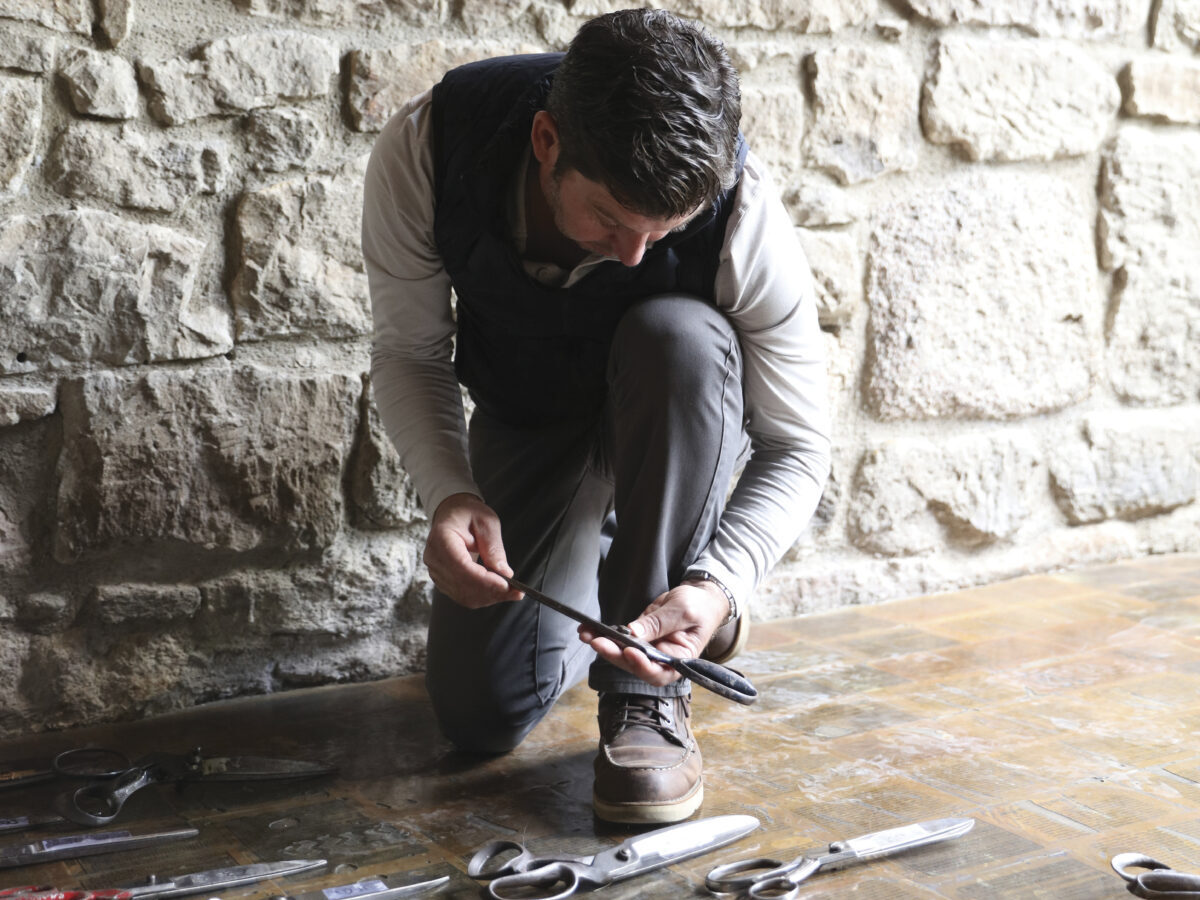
left=497, top=573, right=758, bottom=705
left=0, top=826, right=200, bottom=869
left=0, top=858, right=326, bottom=898
left=1113, top=853, right=1200, bottom=898
left=468, top=813, right=759, bottom=899
left=705, top=817, right=975, bottom=897
left=46, top=746, right=335, bottom=827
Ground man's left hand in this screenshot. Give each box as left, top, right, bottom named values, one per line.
left=581, top=580, right=731, bottom=685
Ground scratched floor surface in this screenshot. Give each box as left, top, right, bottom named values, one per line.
left=3, top=552, right=1200, bottom=898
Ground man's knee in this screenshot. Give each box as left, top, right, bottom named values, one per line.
left=425, top=671, right=539, bottom=754
left=611, top=294, right=739, bottom=388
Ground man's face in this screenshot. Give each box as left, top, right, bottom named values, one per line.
left=541, top=164, right=695, bottom=268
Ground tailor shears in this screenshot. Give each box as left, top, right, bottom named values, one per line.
left=0, top=826, right=199, bottom=869
left=1113, top=852, right=1200, bottom=898
left=272, top=872, right=450, bottom=900
left=468, top=813, right=759, bottom=899
left=498, top=574, right=758, bottom=705
left=50, top=746, right=335, bottom=827
left=0, top=857, right=326, bottom=898
left=705, top=817, right=975, bottom=898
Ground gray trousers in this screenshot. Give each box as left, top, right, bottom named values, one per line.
left=425, top=295, right=746, bottom=753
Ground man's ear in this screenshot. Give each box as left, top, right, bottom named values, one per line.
left=530, top=110, right=560, bottom=167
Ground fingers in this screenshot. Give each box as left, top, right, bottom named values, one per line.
left=583, top=632, right=680, bottom=686
left=424, top=493, right=521, bottom=608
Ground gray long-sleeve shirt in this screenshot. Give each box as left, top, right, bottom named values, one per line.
left=363, top=88, right=832, bottom=609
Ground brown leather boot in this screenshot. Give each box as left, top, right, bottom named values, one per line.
left=592, top=692, right=703, bottom=824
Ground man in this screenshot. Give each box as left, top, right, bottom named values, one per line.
left=363, top=8, right=830, bottom=824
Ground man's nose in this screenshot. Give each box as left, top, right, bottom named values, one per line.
left=614, top=231, right=650, bottom=267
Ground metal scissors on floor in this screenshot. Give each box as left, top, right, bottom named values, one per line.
left=1113, top=852, right=1200, bottom=898
left=0, top=857, right=325, bottom=898
left=52, top=746, right=336, bottom=826
left=705, top=817, right=975, bottom=898
left=469, top=813, right=759, bottom=899
left=496, top=573, right=758, bottom=705
left=273, top=872, right=451, bottom=900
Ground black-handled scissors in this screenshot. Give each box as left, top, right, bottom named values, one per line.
left=706, top=817, right=975, bottom=898
left=1113, top=852, right=1200, bottom=898
left=497, top=573, right=757, bottom=705
left=469, top=814, right=759, bottom=900
left=54, top=746, right=335, bottom=827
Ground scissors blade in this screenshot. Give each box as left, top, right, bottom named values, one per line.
left=0, top=761, right=54, bottom=790
left=191, top=756, right=336, bottom=780
left=594, top=814, right=760, bottom=881
left=0, top=815, right=67, bottom=835
left=825, top=817, right=975, bottom=867
left=279, top=873, right=450, bottom=900
left=0, top=828, right=199, bottom=868
left=125, top=859, right=328, bottom=898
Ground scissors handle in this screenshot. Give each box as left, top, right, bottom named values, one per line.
left=1113, top=853, right=1200, bottom=898
left=705, top=855, right=817, bottom=895
left=0, top=893, right=132, bottom=900
left=484, top=863, right=585, bottom=900
left=60, top=765, right=161, bottom=826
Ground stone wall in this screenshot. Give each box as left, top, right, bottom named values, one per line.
left=1, top=0, right=1197, bottom=737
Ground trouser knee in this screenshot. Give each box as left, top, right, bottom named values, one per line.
left=610, top=294, right=738, bottom=391
left=425, top=671, right=539, bottom=755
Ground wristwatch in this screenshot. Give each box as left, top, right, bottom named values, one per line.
left=684, top=569, right=738, bottom=626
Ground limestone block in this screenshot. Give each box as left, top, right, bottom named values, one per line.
left=17, top=593, right=75, bottom=634
left=234, top=0, right=432, bottom=27
left=850, top=430, right=1042, bottom=555
left=58, top=47, right=139, bottom=120
left=922, top=37, right=1119, bottom=162
left=0, top=77, right=41, bottom=199
left=347, top=40, right=535, bottom=132
left=741, top=87, right=804, bottom=184
left=1050, top=408, right=1200, bottom=524
left=796, top=227, right=859, bottom=327
left=0, top=0, right=90, bottom=34
left=0, top=423, right=56, bottom=573
left=199, top=538, right=411, bottom=638
left=0, top=383, right=56, bottom=426
left=900, top=0, right=1143, bottom=37
left=0, top=209, right=230, bottom=373
left=140, top=30, right=339, bottom=126
left=55, top=363, right=360, bottom=561
left=1152, top=0, right=1200, bottom=51
left=46, top=124, right=229, bottom=212
left=849, top=439, right=941, bottom=556
left=0, top=34, right=55, bottom=74
left=784, top=181, right=856, bottom=227
left=232, top=155, right=370, bottom=342
left=245, top=107, right=325, bottom=172
left=97, top=0, right=133, bottom=47
left=93, top=584, right=203, bottom=624
left=865, top=171, right=1094, bottom=421
left=1121, top=57, right=1200, bottom=125
left=1098, top=127, right=1200, bottom=405
left=574, top=0, right=872, bottom=31
left=804, top=46, right=919, bottom=185
left=459, top=0, right=533, bottom=34
left=348, top=384, right=426, bottom=529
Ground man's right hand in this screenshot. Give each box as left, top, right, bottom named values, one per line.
left=423, top=492, right=522, bottom=608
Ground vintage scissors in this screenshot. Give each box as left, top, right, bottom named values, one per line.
left=273, top=872, right=450, bottom=900
left=705, top=817, right=975, bottom=898
left=0, top=857, right=326, bottom=898
left=0, top=826, right=199, bottom=869
left=496, top=573, right=758, bottom=705
left=54, top=746, right=336, bottom=826
left=469, top=813, right=759, bottom=899
left=1113, top=852, right=1200, bottom=898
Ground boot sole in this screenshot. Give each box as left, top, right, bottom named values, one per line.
left=592, top=780, right=704, bottom=824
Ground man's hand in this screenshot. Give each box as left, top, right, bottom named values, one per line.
left=581, top=580, right=731, bottom=685
left=423, top=492, right=522, bottom=608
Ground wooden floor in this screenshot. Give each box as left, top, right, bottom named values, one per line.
left=3, top=553, right=1200, bottom=898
